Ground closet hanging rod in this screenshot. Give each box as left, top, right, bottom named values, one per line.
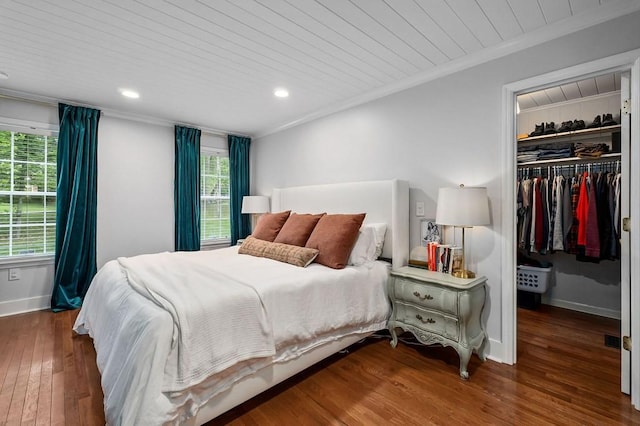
left=517, top=160, right=622, bottom=176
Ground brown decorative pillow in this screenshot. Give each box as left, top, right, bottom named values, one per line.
left=305, top=213, right=366, bottom=269
left=273, top=213, right=325, bottom=246
left=250, top=210, right=290, bottom=242
left=238, top=236, right=319, bottom=267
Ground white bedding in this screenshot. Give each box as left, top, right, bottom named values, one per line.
left=118, top=252, right=275, bottom=392
left=74, top=246, right=391, bottom=425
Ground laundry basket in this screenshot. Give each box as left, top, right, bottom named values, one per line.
left=516, top=265, right=552, bottom=294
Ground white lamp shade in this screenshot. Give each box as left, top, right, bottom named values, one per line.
left=435, top=186, right=490, bottom=227
left=241, top=196, right=270, bottom=214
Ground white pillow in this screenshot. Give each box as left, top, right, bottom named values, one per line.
left=368, top=223, right=387, bottom=258
left=347, top=223, right=387, bottom=266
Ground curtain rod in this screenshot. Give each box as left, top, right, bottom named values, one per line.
left=0, top=92, right=247, bottom=138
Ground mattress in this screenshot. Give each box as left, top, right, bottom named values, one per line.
left=74, top=246, right=391, bottom=425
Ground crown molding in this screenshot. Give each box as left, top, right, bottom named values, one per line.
left=0, top=88, right=245, bottom=138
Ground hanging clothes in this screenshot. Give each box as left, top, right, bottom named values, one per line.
left=584, top=173, right=600, bottom=259
left=566, top=176, right=580, bottom=255
left=516, top=163, right=621, bottom=262
left=534, top=177, right=545, bottom=253
left=551, top=175, right=564, bottom=250
left=576, top=172, right=589, bottom=247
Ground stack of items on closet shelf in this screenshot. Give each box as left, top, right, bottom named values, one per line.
left=574, top=143, right=610, bottom=158
left=517, top=142, right=611, bottom=163
left=516, top=166, right=621, bottom=263
left=517, top=143, right=577, bottom=163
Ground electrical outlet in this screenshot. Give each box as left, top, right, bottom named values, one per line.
left=416, top=201, right=425, bottom=217
left=8, top=268, right=20, bottom=281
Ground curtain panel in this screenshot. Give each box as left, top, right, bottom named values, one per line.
left=174, top=125, right=201, bottom=251
left=228, top=135, right=251, bottom=245
left=51, top=103, right=100, bottom=312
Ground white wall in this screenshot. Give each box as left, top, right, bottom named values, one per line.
left=96, top=116, right=174, bottom=267
left=534, top=252, right=621, bottom=318
left=0, top=97, right=58, bottom=127
left=253, top=12, right=640, bottom=360
left=0, top=262, right=54, bottom=316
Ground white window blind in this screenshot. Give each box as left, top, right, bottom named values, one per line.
left=200, top=148, right=230, bottom=243
left=0, top=130, right=57, bottom=257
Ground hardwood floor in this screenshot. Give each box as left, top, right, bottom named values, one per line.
left=0, top=309, right=103, bottom=426
left=1, top=305, right=638, bottom=425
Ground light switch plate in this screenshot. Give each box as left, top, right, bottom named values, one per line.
left=416, top=201, right=425, bottom=217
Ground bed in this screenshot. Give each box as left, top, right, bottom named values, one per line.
left=73, top=179, right=409, bottom=425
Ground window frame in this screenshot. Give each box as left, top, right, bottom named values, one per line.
left=0, top=123, right=58, bottom=264
left=200, top=146, right=231, bottom=249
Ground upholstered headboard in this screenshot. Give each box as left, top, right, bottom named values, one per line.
left=271, top=179, right=409, bottom=269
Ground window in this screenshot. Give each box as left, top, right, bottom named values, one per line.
left=0, top=129, right=57, bottom=258
left=200, top=148, right=230, bottom=244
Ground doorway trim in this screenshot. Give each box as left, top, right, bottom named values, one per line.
left=500, top=48, right=640, bottom=406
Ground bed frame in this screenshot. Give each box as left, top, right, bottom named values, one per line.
left=192, top=179, right=409, bottom=424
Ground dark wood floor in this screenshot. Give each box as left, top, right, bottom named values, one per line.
left=1, top=305, right=638, bottom=425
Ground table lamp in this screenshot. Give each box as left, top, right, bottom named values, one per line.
left=241, top=195, right=270, bottom=230
left=435, top=185, right=490, bottom=278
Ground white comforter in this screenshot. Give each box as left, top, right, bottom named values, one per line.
left=74, top=247, right=390, bottom=425
left=118, top=252, right=275, bottom=391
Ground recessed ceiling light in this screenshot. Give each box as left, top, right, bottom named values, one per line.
left=0, top=71, right=8, bottom=80
left=119, top=88, right=140, bottom=99
left=274, top=88, right=289, bottom=98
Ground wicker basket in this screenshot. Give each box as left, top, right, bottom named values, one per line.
left=517, top=265, right=552, bottom=294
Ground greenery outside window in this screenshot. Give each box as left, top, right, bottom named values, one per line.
left=200, top=148, right=230, bottom=245
left=0, top=129, right=57, bottom=258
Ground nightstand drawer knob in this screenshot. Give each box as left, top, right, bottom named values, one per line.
left=413, top=291, right=434, bottom=301
left=416, top=314, right=435, bottom=324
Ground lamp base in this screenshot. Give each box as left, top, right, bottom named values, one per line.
left=452, top=269, right=476, bottom=279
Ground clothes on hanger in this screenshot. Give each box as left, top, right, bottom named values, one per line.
left=516, top=164, right=621, bottom=262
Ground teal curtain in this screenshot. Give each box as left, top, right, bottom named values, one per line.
left=228, top=135, right=251, bottom=245
left=51, top=103, right=100, bottom=312
left=175, top=125, right=201, bottom=251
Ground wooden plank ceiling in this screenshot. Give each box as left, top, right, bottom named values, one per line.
left=517, top=72, right=622, bottom=111
left=0, top=0, right=637, bottom=135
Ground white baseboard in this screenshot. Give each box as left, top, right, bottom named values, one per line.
left=483, top=337, right=506, bottom=365
left=544, top=298, right=621, bottom=320
left=0, top=295, right=50, bottom=317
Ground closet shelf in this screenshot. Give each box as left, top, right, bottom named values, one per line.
left=517, top=124, right=621, bottom=147
left=517, top=152, right=621, bottom=167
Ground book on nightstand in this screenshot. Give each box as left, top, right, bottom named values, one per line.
left=449, top=246, right=463, bottom=275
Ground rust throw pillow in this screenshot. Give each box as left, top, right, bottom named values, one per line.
left=238, top=236, right=319, bottom=267
left=251, top=210, right=290, bottom=242
left=273, top=213, right=325, bottom=246
left=305, top=213, right=366, bottom=269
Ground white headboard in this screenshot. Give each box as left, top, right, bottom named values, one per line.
left=271, top=179, right=409, bottom=270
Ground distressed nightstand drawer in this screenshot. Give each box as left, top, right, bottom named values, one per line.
left=395, top=302, right=459, bottom=341
left=394, top=277, right=458, bottom=315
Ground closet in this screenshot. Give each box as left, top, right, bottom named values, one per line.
left=515, top=73, right=625, bottom=326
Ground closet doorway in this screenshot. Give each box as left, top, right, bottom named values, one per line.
left=500, top=49, right=640, bottom=407
left=515, top=70, right=630, bottom=393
